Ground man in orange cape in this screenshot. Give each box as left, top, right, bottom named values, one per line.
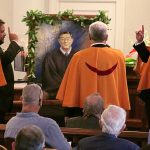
left=57, top=21, right=130, bottom=116
left=133, top=25, right=150, bottom=128
left=0, top=59, right=6, bottom=86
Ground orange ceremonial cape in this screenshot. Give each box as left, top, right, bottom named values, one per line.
left=57, top=47, right=130, bottom=110
left=135, top=47, right=150, bottom=91
left=0, top=59, right=6, bottom=86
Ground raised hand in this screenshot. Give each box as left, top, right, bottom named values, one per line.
left=135, top=25, right=144, bottom=43
left=8, top=27, right=19, bottom=42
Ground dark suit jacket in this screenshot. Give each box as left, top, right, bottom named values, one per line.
left=77, top=133, right=140, bottom=150
left=133, top=42, right=150, bottom=63
left=66, top=115, right=100, bottom=129
left=0, top=41, right=21, bottom=112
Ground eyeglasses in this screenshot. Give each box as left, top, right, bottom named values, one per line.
left=59, top=37, right=72, bottom=41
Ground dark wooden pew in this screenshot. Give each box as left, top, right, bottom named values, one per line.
left=5, top=100, right=145, bottom=130
left=60, top=127, right=148, bottom=147
left=0, top=124, right=148, bottom=148
left=14, top=78, right=147, bottom=130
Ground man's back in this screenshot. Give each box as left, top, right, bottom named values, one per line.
left=4, top=112, right=70, bottom=150
left=57, top=45, right=130, bottom=110
left=66, top=115, right=100, bottom=129
left=77, top=133, right=140, bottom=150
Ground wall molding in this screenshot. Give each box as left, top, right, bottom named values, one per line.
left=49, top=0, right=125, bottom=50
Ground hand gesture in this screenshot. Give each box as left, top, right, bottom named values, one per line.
left=8, top=27, right=19, bottom=42
left=135, top=25, right=144, bottom=43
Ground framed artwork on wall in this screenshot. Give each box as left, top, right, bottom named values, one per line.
left=35, top=20, right=90, bottom=81
left=22, top=10, right=110, bottom=82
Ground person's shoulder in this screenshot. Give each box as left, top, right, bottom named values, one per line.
left=73, top=47, right=91, bottom=58
left=108, top=47, right=125, bottom=59
left=77, top=136, right=96, bottom=150
left=5, top=115, right=17, bottom=127
left=117, top=138, right=140, bottom=149
left=109, top=47, right=123, bottom=54
left=43, top=50, right=58, bottom=61
left=67, top=116, right=82, bottom=122
left=66, top=116, right=82, bottom=125
left=79, top=135, right=96, bottom=144
left=39, top=115, right=59, bottom=126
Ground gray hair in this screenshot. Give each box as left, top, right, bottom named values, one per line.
left=15, top=125, right=45, bottom=150
left=89, top=21, right=108, bottom=42
left=101, top=105, right=126, bottom=136
left=22, top=84, right=43, bottom=104
left=83, top=93, right=104, bottom=118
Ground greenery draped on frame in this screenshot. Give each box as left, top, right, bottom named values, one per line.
left=22, top=10, right=111, bottom=82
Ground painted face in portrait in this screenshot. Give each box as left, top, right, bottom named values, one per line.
left=58, top=33, right=73, bottom=51
left=0, top=24, right=6, bottom=45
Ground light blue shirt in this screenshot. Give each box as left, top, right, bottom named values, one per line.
left=4, top=112, right=70, bottom=150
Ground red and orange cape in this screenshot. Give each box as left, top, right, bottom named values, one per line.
left=134, top=47, right=150, bottom=91
left=57, top=47, right=130, bottom=110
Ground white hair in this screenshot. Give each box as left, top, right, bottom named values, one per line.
left=89, top=21, right=108, bottom=42
left=101, top=105, right=126, bottom=136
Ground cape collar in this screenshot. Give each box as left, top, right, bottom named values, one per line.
left=91, top=43, right=110, bottom=48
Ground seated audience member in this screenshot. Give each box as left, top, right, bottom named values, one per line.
left=12, top=125, right=45, bottom=150
left=77, top=105, right=140, bottom=150
left=4, top=84, right=71, bottom=150
left=66, top=93, right=104, bottom=129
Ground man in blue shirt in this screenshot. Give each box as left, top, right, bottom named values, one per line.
left=5, top=84, right=70, bottom=150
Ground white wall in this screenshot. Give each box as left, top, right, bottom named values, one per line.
left=0, top=0, right=49, bottom=80
left=55, top=0, right=126, bottom=51
left=124, top=0, right=150, bottom=54
left=0, top=0, right=149, bottom=80
left=0, top=0, right=13, bottom=49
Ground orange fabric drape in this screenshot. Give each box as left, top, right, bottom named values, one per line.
left=135, top=47, right=150, bottom=91
left=57, top=47, right=130, bottom=110
left=0, top=59, right=7, bottom=86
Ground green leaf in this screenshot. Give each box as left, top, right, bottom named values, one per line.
left=22, top=9, right=111, bottom=81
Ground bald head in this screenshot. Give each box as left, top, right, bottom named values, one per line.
left=89, top=21, right=108, bottom=43
left=83, top=93, right=104, bottom=118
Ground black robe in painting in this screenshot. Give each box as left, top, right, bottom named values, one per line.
left=42, top=49, right=77, bottom=99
